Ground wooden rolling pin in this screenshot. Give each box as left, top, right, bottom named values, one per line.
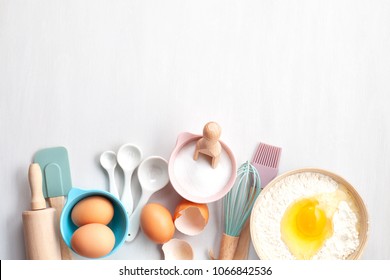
left=22, top=163, right=61, bottom=260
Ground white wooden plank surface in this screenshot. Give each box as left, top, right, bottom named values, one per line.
left=1, top=0, right=389, bottom=259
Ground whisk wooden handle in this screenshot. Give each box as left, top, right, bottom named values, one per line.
left=218, top=233, right=239, bottom=260
left=233, top=219, right=251, bottom=259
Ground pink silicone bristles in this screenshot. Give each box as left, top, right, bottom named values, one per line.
left=251, top=143, right=282, bottom=188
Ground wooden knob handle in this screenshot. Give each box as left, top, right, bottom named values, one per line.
left=203, top=122, right=221, bottom=140
left=28, top=163, right=46, bottom=210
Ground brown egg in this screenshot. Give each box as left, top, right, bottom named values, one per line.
left=71, top=196, right=114, bottom=226
left=140, top=203, right=175, bottom=244
left=71, top=223, right=115, bottom=258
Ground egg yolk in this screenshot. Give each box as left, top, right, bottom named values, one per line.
left=296, top=203, right=327, bottom=237
left=281, top=198, right=333, bottom=259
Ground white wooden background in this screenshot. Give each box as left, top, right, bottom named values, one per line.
left=1, top=0, right=389, bottom=260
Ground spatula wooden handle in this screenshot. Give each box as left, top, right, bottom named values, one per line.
left=48, top=196, right=73, bottom=260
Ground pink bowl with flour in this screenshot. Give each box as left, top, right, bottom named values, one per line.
left=168, top=132, right=237, bottom=203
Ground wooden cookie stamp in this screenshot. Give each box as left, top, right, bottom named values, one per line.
left=193, top=122, right=222, bottom=168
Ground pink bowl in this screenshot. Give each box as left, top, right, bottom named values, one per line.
left=168, top=132, right=237, bottom=203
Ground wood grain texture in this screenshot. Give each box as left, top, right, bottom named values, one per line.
left=48, top=196, right=73, bottom=260
left=1, top=0, right=390, bottom=259
left=218, top=234, right=239, bottom=260
left=28, top=164, right=47, bottom=211
left=22, top=164, right=62, bottom=260
left=22, top=208, right=62, bottom=260
left=233, top=219, right=251, bottom=260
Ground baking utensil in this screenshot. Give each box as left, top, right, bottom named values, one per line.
left=100, top=151, right=119, bottom=199
left=251, top=143, right=282, bottom=188
left=250, top=168, right=369, bottom=260
left=117, top=143, right=143, bottom=217
left=193, top=122, right=222, bottom=168
left=22, top=163, right=61, bottom=260
left=33, top=146, right=73, bottom=260
left=126, top=156, right=169, bottom=242
left=60, top=187, right=129, bottom=258
left=218, top=161, right=261, bottom=259
left=169, top=132, right=237, bottom=203
left=234, top=142, right=282, bottom=260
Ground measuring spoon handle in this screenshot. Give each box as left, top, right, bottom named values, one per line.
left=125, top=191, right=152, bottom=242
left=108, top=170, right=119, bottom=199
left=121, top=171, right=134, bottom=217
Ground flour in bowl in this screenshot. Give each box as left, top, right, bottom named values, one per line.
left=173, top=142, right=232, bottom=198
left=251, top=172, right=360, bottom=259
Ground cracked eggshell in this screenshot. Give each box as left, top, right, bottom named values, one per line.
left=162, top=239, right=194, bottom=260
left=173, top=199, right=209, bottom=236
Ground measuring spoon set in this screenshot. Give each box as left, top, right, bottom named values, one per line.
left=100, top=143, right=169, bottom=242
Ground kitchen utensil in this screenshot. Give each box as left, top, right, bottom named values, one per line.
left=33, top=146, right=73, bottom=260
left=22, top=163, right=61, bottom=260
left=250, top=168, right=369, bottom=260
left=193, top=122, right=222, bottom=168
left=117, top=143, right=143, bottom=216
left=169, top=132, right=237, bottom=203
left=126, top=156, right=169, bottom=242
left=100, top=151, right=119, bottom=199
left=251, top=143, right=282, bottom=188
left=60, top=187, right=129, bottom=258
left=218, top=161, right=261, bottom=259
left=234, top=143, right=281, bottom=259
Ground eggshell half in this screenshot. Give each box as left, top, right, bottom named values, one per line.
left=162, top=239, right=194, bottom=260
left=173, top=199, right=209, bottom=236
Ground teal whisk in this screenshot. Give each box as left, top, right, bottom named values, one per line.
left=218, top=161, right=261, bottom=259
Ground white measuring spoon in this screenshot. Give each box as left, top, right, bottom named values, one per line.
left=117, top=143, right=142, bottom=217
left=126, top=156, right=169, bottom=242
left=100, top=151, right=119, bottom=199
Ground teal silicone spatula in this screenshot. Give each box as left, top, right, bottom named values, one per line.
left=33, top=146, right=73, bottom=260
